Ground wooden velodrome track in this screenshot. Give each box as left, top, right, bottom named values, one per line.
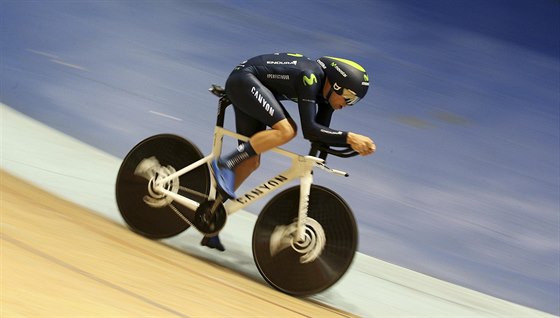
left=1, top=170, right=355, bottom=317
left=2, top=104, right=555, bottom=317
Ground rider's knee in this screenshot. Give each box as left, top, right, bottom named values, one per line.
left=283, top=125, right=297, bottom=141
left=275, top=119, right=297, bottom=142
left=288, top=118, right=298, bottom=137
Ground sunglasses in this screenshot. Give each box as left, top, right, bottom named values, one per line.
left=332, top=82, right=360, bottom=106
left=340, top=88, right=360, bottom=106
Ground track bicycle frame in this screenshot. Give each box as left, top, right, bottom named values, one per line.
left=151, top=97, right=349, bottom=241
left=117, top=86, right=359, bottom=294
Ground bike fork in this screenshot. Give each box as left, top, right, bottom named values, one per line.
left=296, top=163, right=314, bottom=242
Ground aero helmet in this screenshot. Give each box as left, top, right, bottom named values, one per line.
left=317, top=56, right=369, bottom=105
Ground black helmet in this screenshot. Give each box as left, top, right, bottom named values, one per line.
left=317, top=56, right=369, bottom=105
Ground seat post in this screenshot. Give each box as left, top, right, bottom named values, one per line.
left=209, top=85, right=231, bottom=128
left=215, top=97, right=230, bottom=128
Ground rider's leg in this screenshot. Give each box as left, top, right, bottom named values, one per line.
left=213, top=71, right=295, bottom=199
left=204, top=71, right=294, bottom=251
left=234, top=156, right=260, bottom=189
left=248, top=118, right=297, bottom=153
left=234, top=118, right=297, bottom=188
left=215, top=118, right=296, bottom=198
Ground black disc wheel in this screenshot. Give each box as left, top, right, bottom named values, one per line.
left=116, top=134, right=210, bottom=239
left=252, top=185, right=358, bottom=296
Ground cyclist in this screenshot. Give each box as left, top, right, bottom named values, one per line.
left=202, top=53, right=375, bottom=251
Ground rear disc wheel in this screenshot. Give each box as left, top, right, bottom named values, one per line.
left=115, top=134, right=210, bottom=239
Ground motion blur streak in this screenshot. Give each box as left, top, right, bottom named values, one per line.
left=1, top=0, right=558, bottom=314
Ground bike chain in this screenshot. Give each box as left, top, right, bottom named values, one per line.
left=169, top=203, right=195, bottom=227
left=178, top=186, right=208, bottom=200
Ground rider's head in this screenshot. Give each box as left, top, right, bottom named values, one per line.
left=317, top=56, right=369, bottom=108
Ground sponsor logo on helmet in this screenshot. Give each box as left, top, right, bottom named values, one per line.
left=362, top=74, right=369, bottom=86
left=317, top=59, right=326, bottom=69
left=331, top=62, right=348, bottom=77
left=303, top=74, right=317, bottom=86
left=333, top=82, right=342, bottom=92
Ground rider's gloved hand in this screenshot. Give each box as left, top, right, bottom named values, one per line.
left=347, top=132, right=376, bottom=156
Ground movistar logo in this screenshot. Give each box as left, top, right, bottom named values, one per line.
left=303, top=74, right=317, bottom=86
left=362, top=74, right=369, bottom=86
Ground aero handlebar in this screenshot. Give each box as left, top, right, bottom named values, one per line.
left=309, top=142, right=359, bottom=160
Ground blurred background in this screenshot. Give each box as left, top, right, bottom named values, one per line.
left=1, top=0, right=558, bottom=315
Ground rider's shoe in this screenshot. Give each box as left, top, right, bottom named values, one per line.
left=201, top=235, right=225, bottom=252
left=211, top=160, right=236, bottom=199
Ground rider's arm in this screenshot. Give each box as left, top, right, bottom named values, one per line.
left=315, top=102, right=333, bottom=127
left=296, top=70, right=349, bottom=145
left=298, top=100, right=348, bottom=145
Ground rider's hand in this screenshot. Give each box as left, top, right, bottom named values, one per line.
left=347, top=132, right=376, bottom=156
